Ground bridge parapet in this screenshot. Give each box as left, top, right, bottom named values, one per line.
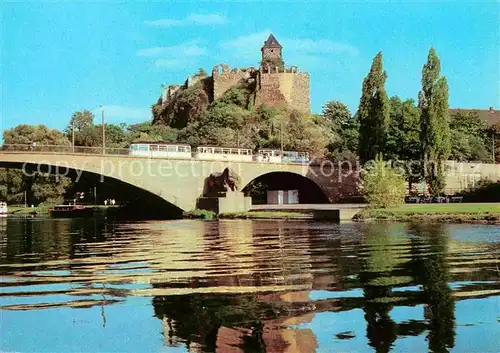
left=1, top=144, right=129, bottom=156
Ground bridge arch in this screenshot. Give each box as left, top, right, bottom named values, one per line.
left=0, top=158, right=185, bottom=217
left=0, top=151, right=336, bottom=212
left=242, top=171, right=330, bottom=204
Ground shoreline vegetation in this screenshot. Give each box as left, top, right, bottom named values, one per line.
left=353, top=203, right=500, bottom=224
left=7, top=204, right=499, bottom=224
left=186, top=203, right=500, bottom=224
left=6, top=205, right=113, bottom=215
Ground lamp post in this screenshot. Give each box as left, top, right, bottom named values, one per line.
left=280, top=118, right=284, bottom=156
left=71, top=120, right=75, bottom=153
left=101, top=106, right=105, bottom=154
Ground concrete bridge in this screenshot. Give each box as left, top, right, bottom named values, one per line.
left=0, top=151, right=357, bottom=211
left=2, top=149, right=498, bottom=212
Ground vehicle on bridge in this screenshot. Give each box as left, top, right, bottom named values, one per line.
left=127, top=142, right=310, bottom=164
left=195, top=146, right=253, bottom=162
left=256, top=149, right=310, bottom=164
left=129, top=142, right=192, bottom=159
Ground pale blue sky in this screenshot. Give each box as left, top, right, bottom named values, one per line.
left=1, top=1, right=499, bottom=138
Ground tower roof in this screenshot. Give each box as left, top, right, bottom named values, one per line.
left=262, top=33, right=282, bottom=48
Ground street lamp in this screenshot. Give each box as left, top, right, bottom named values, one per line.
left=100, top=106, right=105, bottom=154
left=71, top=119, right=75, bottom=153
left=280, top=118, right=284, bottom=156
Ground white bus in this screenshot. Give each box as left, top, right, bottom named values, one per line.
left=129, top=142, right=192, bottom=159
left=195, top=146, right=253, bottom=162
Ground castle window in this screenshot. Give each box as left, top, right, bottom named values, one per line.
left=271, top=49, right=274, bottom=53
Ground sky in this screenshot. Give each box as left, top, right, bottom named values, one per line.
left=1, top=1, right=499, bottom=139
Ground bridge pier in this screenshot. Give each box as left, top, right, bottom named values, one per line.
left=197, top=192, right=252, bottom=214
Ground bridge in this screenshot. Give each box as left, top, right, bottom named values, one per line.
left=2, top=145, right=498, bottom=214
left=0, top=145, right=359, bottom=212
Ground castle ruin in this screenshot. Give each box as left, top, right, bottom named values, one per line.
left=161, top=34, right=310, bottom=113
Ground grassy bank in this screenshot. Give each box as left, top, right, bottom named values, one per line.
left=7, top=204, right=115, bottom=216
left=8, top=205, right=51, bottom=215
left=354, top=203, right=500, bottom=224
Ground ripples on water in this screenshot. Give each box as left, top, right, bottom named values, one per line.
left=1, top=217, right=499, bottom=352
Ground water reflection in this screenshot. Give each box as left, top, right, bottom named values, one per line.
left=1, top=217, right=499, bottom=353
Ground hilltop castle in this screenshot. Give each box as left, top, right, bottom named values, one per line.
left=161, top=34, right=311, bottom=113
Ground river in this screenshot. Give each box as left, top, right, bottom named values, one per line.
left=1, top=217, right=499, bottom=353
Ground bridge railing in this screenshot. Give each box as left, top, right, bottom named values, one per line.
left=0, top=144, right=129, bottom=156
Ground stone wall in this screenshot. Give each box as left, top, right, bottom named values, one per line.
left=290, top=72, right=310, bottom=113
left=254, top=71, right=310, bottom=113
left=278, top=72, right=310, bottom=113
left=186, top=75, right=203, bottom=88
left=262, top=47, right=282, bottom=60
left=255, top=72, right=288, bottom=109
left=443, top=161, right=500, bottom=193
left=161, top=85, right=183, bottom=105
left=212, top=64, right=255, bottom=100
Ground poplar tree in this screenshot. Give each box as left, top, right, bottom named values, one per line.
left=418, top=48, right=451, bottom=195
left=358, top=52, right=390, bottom=162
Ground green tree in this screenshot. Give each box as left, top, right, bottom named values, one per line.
left=449, top=111, right=491, bottom=162
left=2, top=125, right=71, bottom=205
left=99, top=123, right=127, bottom=148
left=127, top=122, right=178, bottom=143
left=322, top=100, right=353, bottom=157
left=362, top=154, right=406, bottom=208
left=0, top=169, right=24, bottom=203
left=418, top=48, right=451, bottom=195
left=491, top=122, right=500, bottom=163
left=4, top=125, right=71, bottom=146
left=358, top=52, right=390, bottom=163
left=323, top=100, right=351, bottom=129
left=386, top=97, right=423, bottom=190
left=69, top=110, right=94, bottom=131
left=65, top=110, right=100, bottom=147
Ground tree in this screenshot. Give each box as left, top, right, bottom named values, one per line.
left=386, top=97, right=423, bottom=190
left=127, top=122, right=178, bottom=144
left=69, top=110, right=94, bottom=132
left=322, top=100, right=351, bottom=129
left=491, top=122, right=500, bottom=163
left=4, top=125, right=71, bottom=146
left=418, top=48, right=451, bottom=195
left=322, top=100, right=354, bottom=158
left=362, top=154, right=406, bottom=208
left=0, top=169, right=24, bottom=203
left=358, top=52, right=390, bottom=163
left=98, top=123, right=127, bottom=148
left=2, top=125, right=71, bottom=205
left=65, top=110, right=100, bottom=147
left=449, top=111, right=491, bottom=162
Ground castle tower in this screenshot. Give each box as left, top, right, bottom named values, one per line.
left=261, top=34, right=284, bottom=71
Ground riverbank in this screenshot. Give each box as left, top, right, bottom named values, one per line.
left=353, top=203, right=500, bottom=224
left=220, top=211, right=312, bottom=220
left=8, top=205, right=50, bottom=215
left=7, top=205, right=114, bottom=216
left=185, top=209, right=332, bottom=220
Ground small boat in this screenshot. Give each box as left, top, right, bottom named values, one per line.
left=0, top=202, right=7, bottom=216
left=49, top=203, right=94, bottom=218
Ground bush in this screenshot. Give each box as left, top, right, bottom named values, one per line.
left=459, top=179, right=500, bottom=202
left=184, top=209, right=216, bottom=220
left=361, top=154, right=406, bottom=208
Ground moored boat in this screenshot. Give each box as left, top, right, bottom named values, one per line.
left=49, top=203, right=94, bottom=218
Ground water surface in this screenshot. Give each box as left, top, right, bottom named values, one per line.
left=1, top=217, right=499, bottom=352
